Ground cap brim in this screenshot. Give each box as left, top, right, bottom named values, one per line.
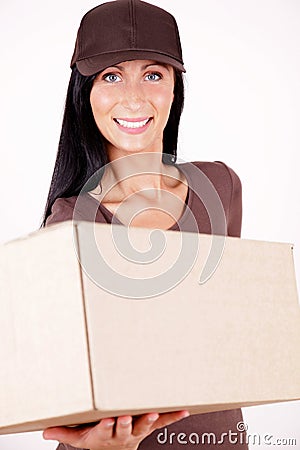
left=75, top=50, right=186, bottom=76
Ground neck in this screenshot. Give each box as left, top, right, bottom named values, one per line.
left=91, top=151, right=181, bottom=203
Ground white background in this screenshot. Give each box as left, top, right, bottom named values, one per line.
left=0, top=0, right=299, bottom=449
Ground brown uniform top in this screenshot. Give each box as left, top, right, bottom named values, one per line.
left=46, top=160, right=248, bottom=450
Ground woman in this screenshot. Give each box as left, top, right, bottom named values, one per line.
left=42, top=1, right=247, bottom=449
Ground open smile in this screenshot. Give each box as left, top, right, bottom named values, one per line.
left=113, top=117, right=153, bottom=133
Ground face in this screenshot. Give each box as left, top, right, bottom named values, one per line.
left=90, top=59, right=175, bottom=160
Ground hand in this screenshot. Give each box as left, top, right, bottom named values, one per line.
left=43, top=410, right=190, bottom=450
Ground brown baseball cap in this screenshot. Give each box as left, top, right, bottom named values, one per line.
left=70, top=0, right=186, bottom=76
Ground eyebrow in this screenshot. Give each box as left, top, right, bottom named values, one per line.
left=104, top=63, right=171, bottom=72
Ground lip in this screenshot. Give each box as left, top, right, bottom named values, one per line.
left=114, top=117, right=150, bottom=122
left=113, top=117, right=153, bottom=134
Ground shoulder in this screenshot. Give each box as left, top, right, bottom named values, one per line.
left=45, top=193, right=108, bottom=227
left=187, top=160, right=242, bottom=202
left=190, top=160, right=241, bottom=187
left=45, top=196, right=78, bottom=227
left=184, top=160, right=242, bottom=237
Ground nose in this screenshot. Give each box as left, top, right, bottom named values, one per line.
left=121, top=80, right=145, bottom=112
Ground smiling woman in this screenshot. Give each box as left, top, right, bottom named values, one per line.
left=41, top=1, right=246, bottom=449
left=89, top=60, right=175, bottom=158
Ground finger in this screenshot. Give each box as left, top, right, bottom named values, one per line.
left=115, top=415, right=133, bottom=440
left=43, top=426, right=85, bottom=443
left=92, top=418, right=115, bottom=441
left=43, top=418, right=115, bottom=445
left=153, top=410, right=190, bottom=429
left=132, top=413, right=159, bottom=437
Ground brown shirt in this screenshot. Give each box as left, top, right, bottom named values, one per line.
left=46, top=160, right=247, bottom=450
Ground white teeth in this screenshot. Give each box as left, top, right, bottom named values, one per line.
left=116, top=118, right=149, bottom=128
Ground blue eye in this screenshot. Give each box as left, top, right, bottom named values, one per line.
left=145, top=72, right=162, bottom=81
left=103, top=73, right=121, bottom=83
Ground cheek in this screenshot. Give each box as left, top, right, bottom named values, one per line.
left=151, top=86, right=174, bottom=119
left=90, top=91, right=101, bottom=124
left=89, top=92, right=110, bottom=139
left=90, top=88, right=115, bottom=122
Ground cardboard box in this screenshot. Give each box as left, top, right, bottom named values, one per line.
left=0, top=220, right=300, bottom=434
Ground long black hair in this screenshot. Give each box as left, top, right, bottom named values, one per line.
left=41, top=65, right=185, bottom=227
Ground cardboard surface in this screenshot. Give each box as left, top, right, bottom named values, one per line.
left=0, top=220, right=300, bottom=434
left=0, top=224, right=94, bottom=432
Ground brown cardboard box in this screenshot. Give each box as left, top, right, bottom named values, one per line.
left=0, top=220, right=300, bottom=434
